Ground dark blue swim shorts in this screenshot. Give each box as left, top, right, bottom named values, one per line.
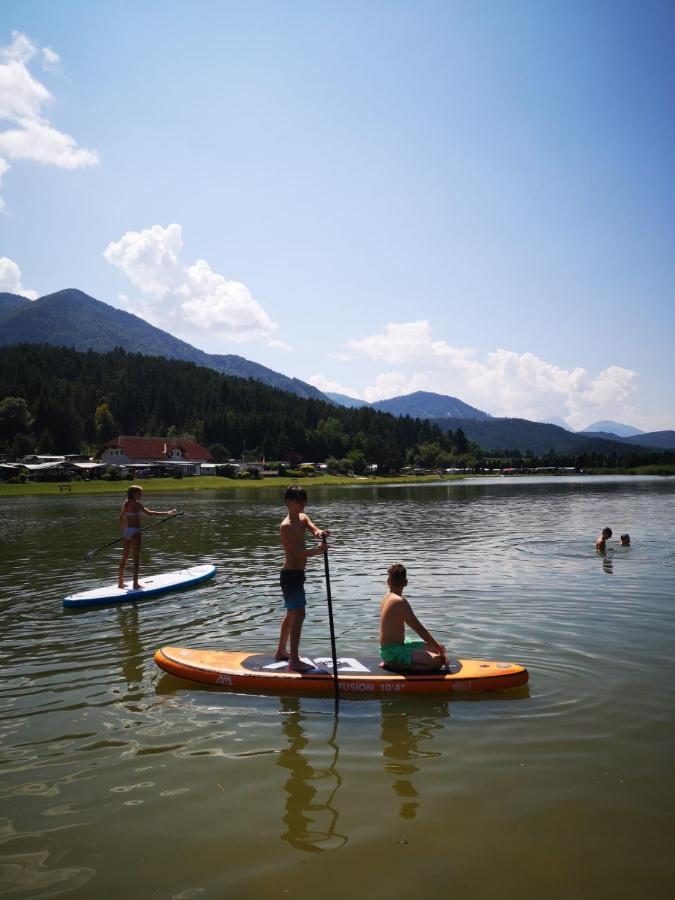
left=280, top=569, right=306, bottom=611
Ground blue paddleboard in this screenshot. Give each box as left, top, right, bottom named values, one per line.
left=63, top=563, right=216, bottom=608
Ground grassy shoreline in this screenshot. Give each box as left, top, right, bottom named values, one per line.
left=1, top=467, right=673, bottom=498
left=0, top=473, right=460, bottom=497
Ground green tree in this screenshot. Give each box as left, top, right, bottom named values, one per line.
left=12, top=433, right=35, bottom=458
left=208, top=443, right=230, bottom=462
left=0, top=396, right=34, bottom=441
left=344, top=448, right=367, bottom=475
left=316, top=417, right=348, bottom=456
left=94, top=401, right=118, bottom=444
left=37, top=429, right=55, bottom=453
left=454, top=428, right=469, bottom=455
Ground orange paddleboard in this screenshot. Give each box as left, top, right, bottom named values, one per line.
left=154, top=647, right=528, bottom=695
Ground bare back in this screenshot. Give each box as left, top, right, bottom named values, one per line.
left=379, top=591, right=408, bottom=645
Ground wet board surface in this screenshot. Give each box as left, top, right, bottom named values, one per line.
left=154, top=647, right=529, bottom=695
left=63, top=564, right=216, bottom=608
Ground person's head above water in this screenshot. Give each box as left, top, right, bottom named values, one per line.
left=620, top=533, right=630, bottom=545
left=602, top=527, right=612, bottom=539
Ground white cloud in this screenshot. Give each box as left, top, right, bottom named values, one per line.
left=269, top=338, right=292, bottom=351
left=307, top=374, right=363, bottom=398
left=0, top=256, right=38, bottom=299
left=104, top=223, right=280, bottom=346
left=0, top=156, right=8, bottom=210
left=41, top=47, right=60, bottom=72
left=0, top=31, right=35, bottom=64
left=347, top=320, right=639, bottom=430
left=0, top=30, right=98, bottom=207
left=0, top=118, right=99, bottom=167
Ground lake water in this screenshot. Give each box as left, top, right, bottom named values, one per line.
left=1, top=476, right=674, bottom=899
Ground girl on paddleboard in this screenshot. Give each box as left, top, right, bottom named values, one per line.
left=118, top=485, right=176, bottom=590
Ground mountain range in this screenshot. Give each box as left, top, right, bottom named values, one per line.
left=430, top=417, right=675, bottom=456
left=2, top=288, right=673, bottom=453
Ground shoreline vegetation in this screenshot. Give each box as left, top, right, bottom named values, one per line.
left=1, top=467, right=674, bottom=498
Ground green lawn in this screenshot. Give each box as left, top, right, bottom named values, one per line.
left=0, top=473, right=459, bottom=498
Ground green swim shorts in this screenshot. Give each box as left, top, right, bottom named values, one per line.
left=380, top=639, right=426, bottom=666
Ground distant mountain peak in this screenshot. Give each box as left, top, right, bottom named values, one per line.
left=371, top=390, right=490, bottom=421
left=581, top=420, right=644, bottom=437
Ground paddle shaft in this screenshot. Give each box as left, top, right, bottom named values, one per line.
left=322, top=536, right=340, bottom=717
left=85, top=511, right=183, bottom=560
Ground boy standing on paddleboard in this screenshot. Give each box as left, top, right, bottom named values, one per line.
left=118, top=485, right=176, bottom=590
left=275, top=485, right=330, bottom=673
left=379, top=563, right=448, bottom=672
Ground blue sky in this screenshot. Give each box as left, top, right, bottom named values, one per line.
left=1, top=0, right=673, bottom=431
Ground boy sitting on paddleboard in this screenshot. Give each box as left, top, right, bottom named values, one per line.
left=118, top=485, right=176, bottom=590
left=379, top=563, right=448, bottom=672
left=275, top=485, right=331, bottom=673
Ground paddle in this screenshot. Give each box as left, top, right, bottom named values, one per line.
left=84, top=511, right=184, bottom=561
left=322, top=535, right=340, bottom=717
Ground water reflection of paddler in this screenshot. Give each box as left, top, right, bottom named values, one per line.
left=277, top=698, right=346, bottom=852
left=379, top=699, right=448, bottom=820
left=117, top=604, right=143, bottom=690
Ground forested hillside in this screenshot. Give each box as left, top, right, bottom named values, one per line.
left=0, top=289, right=326, bottom=401
left=0, top=344, right=475, bottom=471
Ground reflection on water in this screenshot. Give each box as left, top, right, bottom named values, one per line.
left=117, top=605, right=143, bottom=690
left=598, top=547, right=614, bottom=575
left=276, top=697, right=452, bottom=849
left=380, top=700, right=447, bottom=821
left=277, top=699, right=346, bottom=852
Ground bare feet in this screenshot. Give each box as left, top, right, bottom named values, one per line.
left=118, top=583, right=126, bottom=589
left=288, top=659, right=314, bottom=673
left=132, top=582, right=144, bottom=590
left=275, top=651, right=290, bottom=661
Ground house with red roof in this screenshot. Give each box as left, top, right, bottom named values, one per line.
left=99, top=436, right=213, bottom=476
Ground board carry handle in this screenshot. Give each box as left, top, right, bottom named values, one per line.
left=84, top=510, right=184, bottom=561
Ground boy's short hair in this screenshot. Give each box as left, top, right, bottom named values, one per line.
left=620, top=533, right=630, bottom=543
left=284, top=484, right=307, bottom=504
left=388, top=563, right=407, bottom=586
left=127, top=484, right=142, bottom=499
left=602, top=527, right=612, bottom=537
